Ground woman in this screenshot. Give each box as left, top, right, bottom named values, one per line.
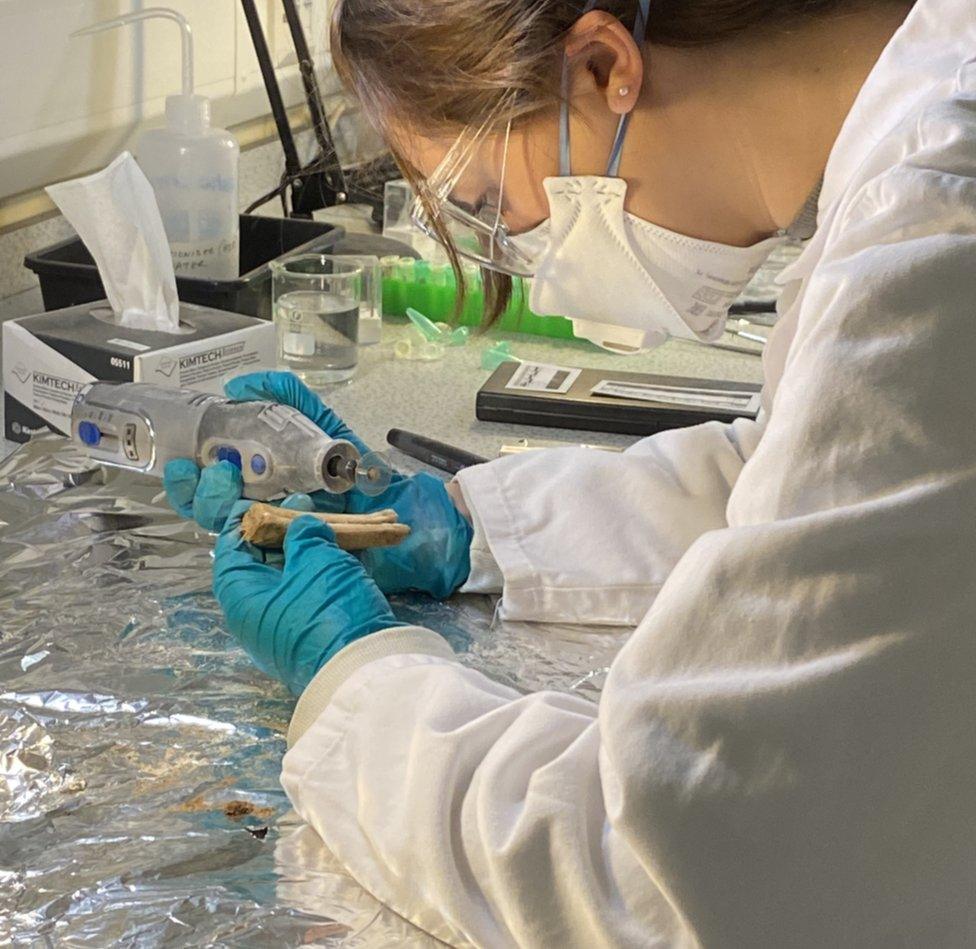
left=167, top=0, right=976, bottom=943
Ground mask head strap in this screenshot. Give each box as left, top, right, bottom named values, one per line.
left=559, top=0, right=650, bottom=177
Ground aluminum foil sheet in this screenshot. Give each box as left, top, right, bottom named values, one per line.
left=1, top=435, right=629, bottom=946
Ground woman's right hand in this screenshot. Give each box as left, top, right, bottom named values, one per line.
left=163, top=371, right=475, bottom=599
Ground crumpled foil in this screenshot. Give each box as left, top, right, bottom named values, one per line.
left=0, top=435, right=630, bottom=946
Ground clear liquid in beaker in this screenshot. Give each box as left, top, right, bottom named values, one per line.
left=275, top=290, right=360, bottom=386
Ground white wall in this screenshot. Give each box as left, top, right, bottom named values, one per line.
left=0, top=135, right=315, bottom=301
left=0, top=0, right=333, bottom=201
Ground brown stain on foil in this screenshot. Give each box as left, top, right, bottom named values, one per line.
left=222, top=799, right=274, bottom=821
left=175, top=787, right=273, bottom=822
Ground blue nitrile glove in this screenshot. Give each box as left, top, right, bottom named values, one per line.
left=164, top=458, right=314, bottom=533
left=345, top=471, right=473, bottom=599
left=169, top=370, right=473, bottom=597
left=213, top=502, right=401, bottom=695
left=165, top=458, right=241, bottom=533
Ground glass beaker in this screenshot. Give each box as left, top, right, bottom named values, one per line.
left=271, top=255, right=363, bottom=386
left=337, top=254, right=383, bottom=345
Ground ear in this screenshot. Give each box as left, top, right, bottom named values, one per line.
left=563, top=10, right=644, bottom=116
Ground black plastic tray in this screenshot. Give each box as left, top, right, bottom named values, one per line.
left=24, top=215, right=344, bottom=319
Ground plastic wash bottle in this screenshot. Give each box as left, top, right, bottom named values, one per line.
left=73, top=9, right=240, bottom=280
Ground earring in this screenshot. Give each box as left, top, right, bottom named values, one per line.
left=618, top=86, right=630, bottom=97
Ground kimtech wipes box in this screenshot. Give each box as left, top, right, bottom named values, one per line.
left=3, top=299, right=275, bottom=442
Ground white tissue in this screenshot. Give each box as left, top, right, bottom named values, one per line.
left=46, top=152, right=180, bottom=333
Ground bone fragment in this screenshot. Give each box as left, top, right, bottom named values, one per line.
left=241, top=503, right=409, bottom=550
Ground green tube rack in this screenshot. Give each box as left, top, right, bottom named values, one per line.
left=379, top=256, right=577, bottom=340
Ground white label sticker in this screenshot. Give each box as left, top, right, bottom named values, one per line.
left=504, top=362, right=581, bottom=395
left=107, top=338, right=151, bottom=352
left=591, top=379, right=761, bottom=415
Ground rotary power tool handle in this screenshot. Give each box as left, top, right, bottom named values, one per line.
left=70, top=382, right=386, bottom=500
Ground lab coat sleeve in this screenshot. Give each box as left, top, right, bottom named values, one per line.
left=284, top=633, right=682, bottom=947
left=454, top=415, right=763, bottom=625
left=282, top=160, right=976, bottom=948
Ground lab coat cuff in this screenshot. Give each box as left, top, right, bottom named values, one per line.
left=456, top=477, right=505, bottom=594
left=455, top=460, right=535, bottom=594
left=288, top=627, right=455, bottom=746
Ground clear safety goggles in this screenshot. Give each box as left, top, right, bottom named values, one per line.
left=410, top=113, right=538, bottom=278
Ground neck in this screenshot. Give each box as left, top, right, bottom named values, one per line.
left=619, top=3, right=913, bottom=244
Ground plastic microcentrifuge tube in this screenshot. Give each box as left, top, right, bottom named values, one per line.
left=405, top=306, right=442, bottom=341
left=406, top=307, right=470, bottom=347
left=482, top=341, right=521, bottom=371
left=394, top=330, right=446, bottom=362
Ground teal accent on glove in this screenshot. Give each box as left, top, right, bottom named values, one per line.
left=213, top=503, right=401, bottom=695
left=163, top=459, right=314, bottom=534
left=163, top=457, right=201, bottom=519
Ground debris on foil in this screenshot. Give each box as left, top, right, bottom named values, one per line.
left=0, top=435, right=629, bottom=945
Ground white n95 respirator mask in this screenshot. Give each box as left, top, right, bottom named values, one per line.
left=508, top=0, right=787, bottom=354
left=514, top=178, right=784, bottom=352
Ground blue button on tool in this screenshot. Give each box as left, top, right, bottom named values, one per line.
left=78, top=421, right=101, bottom=446
left=250, top=454, right=267, bottom=475
left=215, top=446, right=243, bottom=469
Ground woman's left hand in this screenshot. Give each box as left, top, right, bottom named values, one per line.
left=213, top=502, right=401, bottom=695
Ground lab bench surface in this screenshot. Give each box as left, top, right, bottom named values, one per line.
left=0, top=303, right=764, bottom=463
left=319, top=323, right=764, bottom=463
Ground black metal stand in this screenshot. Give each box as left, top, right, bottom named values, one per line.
left=239, top=0, right=391, bottom=219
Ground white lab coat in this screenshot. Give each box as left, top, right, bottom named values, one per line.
left=282, top=0, right=976, bottom=944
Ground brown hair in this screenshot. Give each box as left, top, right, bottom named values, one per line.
left=330, top=0, right=857, bottom=320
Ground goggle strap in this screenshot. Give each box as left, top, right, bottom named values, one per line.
left=494, top=119, right=513, bottom=234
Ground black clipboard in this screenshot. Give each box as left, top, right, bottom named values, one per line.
left=476, top=361, right=762, bottom=436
